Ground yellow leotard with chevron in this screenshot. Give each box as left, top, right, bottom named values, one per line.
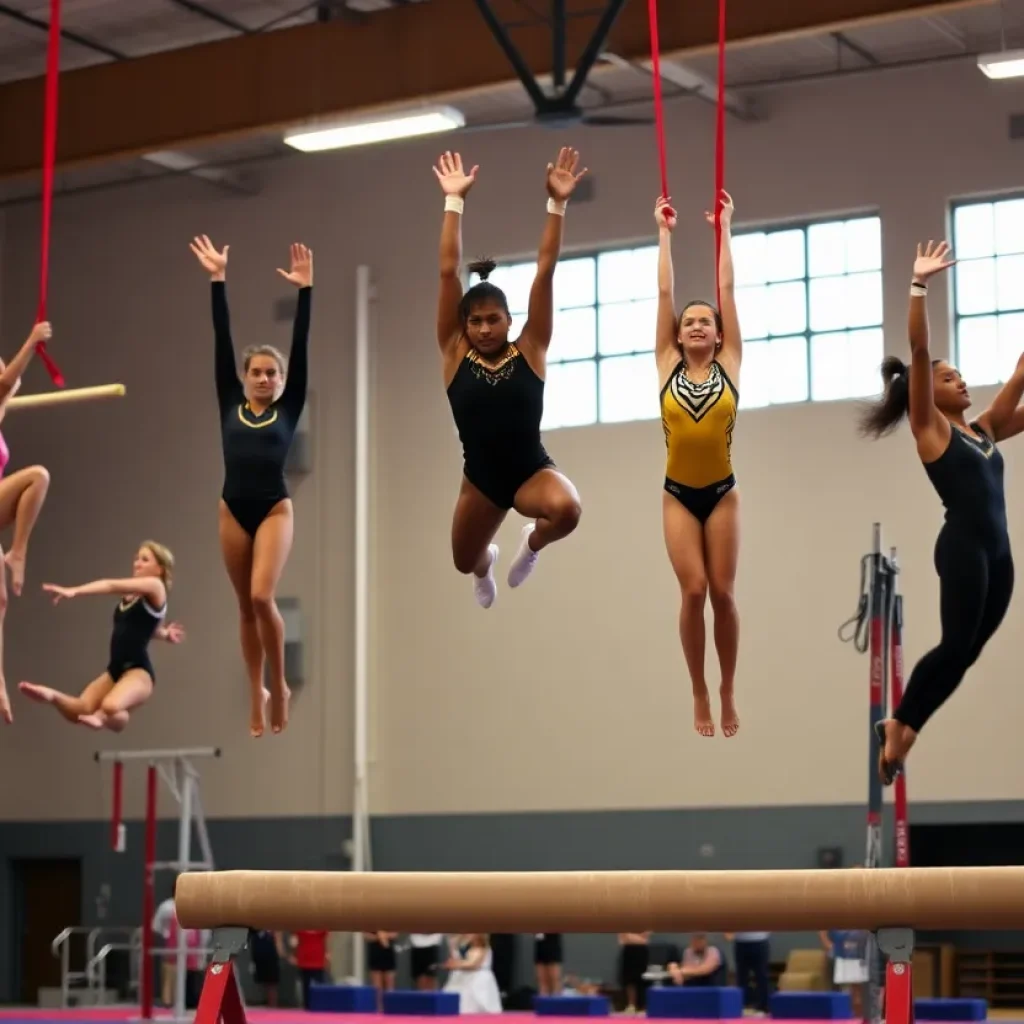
left=661, top=359, right=738, bottom=489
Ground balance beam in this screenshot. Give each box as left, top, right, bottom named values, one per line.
left=174, top=867, right=1024, bottom=932
left=8, top=383, right=126, bottom=409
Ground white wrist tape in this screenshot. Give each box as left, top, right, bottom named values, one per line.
left=546, top=198, right=567, bottom=216
left=444, top=195, right=465, bottom=215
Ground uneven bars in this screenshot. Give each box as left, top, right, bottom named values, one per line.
left=95, top=747, right=221, bottom=762
left=8, top=384, right=125, bottom=409
left=176, top=867, right=1024, bottom=933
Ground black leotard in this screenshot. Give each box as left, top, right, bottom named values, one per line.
left=107, top=595, right=165, bottom=683
left=212, top=282, right=311, bottom=536
left=446, top=343, right=553, bottom=510
left=894, top=421, right=1014, bottom=734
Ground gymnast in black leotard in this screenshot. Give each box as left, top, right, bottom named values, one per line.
left=860, top=241, right=1022, bottom=784
left=19, top=541, right=184, bottom=732
left=433, top=148, right=586, bottom=610
left=190, top=235, right=312, bottom=738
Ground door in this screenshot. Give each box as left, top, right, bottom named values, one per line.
left=12, top=858, right=83, bottom=1004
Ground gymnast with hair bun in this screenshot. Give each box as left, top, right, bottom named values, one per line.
left=0, top=321, right=54, bottom=724
left=19, top=540, right=184, bottom=731
left=433, top=148, right=586, bottom=609
left=860, top=240, right=1019, bottom=783
left=190, top=236, right=312, bottom=738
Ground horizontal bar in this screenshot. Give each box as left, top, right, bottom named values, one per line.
left=9, top=383, right=126, bottom=409
left=94, top=747, right=221, bottom=762
left=175, top=867, right=1024, bottom=933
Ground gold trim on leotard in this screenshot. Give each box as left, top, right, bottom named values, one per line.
left=238, top=403, right=279, bottom=429
left=661, top=360, right=738, bottom=490
left=466, top=344, right=521, bottom=385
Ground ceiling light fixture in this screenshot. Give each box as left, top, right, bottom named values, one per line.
left=284, top=105, right=465, bottom=152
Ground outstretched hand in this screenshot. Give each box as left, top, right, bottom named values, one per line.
left=433, top=151, right=479, bottom=198
left=655, top=196, right=677, bottom=231
left=164, top=621, right=187, bottom=644
left=29, top=322, right=52, bottom=346
left=704, top=189, right=734, bottom=228
left=277, top=243, right=313, bottom=288
left=546, top=147, right=588, bottom=202
left=190, top=235, right=229, bottom=278
left=42, top=583, right=76, bottom=605
left=0, top=690, right=11, bottom=725
left=913, top=240, right=955, bottom=283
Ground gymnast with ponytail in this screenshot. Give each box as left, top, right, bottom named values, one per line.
left=190, top=237, right=312, bottom=738
left=860, top=240, right=1021, bottom=783
left=0, top=321, right=54, bottom=724
left=433, top=148, right=586, bottom=609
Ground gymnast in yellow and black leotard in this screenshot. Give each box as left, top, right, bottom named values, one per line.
left=653, top=191, right=744, bottom=741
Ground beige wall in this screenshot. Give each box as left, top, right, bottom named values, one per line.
left=1, top=58, right=1023, bottom=822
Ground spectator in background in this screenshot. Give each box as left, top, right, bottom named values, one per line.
left=151, top=891, right=177, bottom=1007
left=409, top=934, right=444, bottom=991
left=289, top=930, right=330, bottom=1009
left=248, top=930, right=284, bottom=1006
left=726, top=931, right=771, bottom=1015
left=820, top=929, right=868, bottom=1019
left=364, top=932, right=398, bottom=1009
left=666, top=934, right=726, bottom=988
left=165, top=914, right=208, bottom=1009
left=618, top=932, right=651, bottom=1014
left=442, top=934, right=503, bottom=1014
left=534, top=933, right=563, bottom=996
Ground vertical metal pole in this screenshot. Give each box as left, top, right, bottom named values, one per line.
left=174, top=757, right=192, bottom=1019
left=890, top=549, right=910, bottom=870
left=552, top=0, right=566, bottom=90
left=112, top=760, right=125, bottom=852
left=351, top=264, right=373, bottom=981
left=141, top=764, right=157, bottom=1020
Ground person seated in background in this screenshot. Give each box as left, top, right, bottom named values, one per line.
left=442, top=934, right=503, bottom=1014
left=666, top=934, right=727, bottom=987
left=820, top=929, right=868, bottom=1019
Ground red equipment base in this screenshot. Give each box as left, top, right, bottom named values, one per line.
left=884, top=958, right=913, bottom=1024
left=194, top=959, right=247, bottom=1024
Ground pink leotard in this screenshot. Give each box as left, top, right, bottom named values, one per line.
left=0, top=430, right=9, bottom=478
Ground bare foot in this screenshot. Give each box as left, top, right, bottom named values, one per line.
left=720, top=688, right=740, bottom=738
left=0, top=687, right=11, bottom=724
left=270, top=681, right=291, bottom=734
left=693, top=689, right=715, bottom=737
left=77, top=713, right=106, bottom=730
left=250, top=687, right=270, bottom=738
left=876, top=719, right=914, bottom=785
left=3, top=550, right=25, bottom=597
left=19, top=681, right=58, bottom=704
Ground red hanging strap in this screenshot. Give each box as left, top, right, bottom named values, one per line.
left=35, top=0, right=65, bottom=388
left=714, top=0, right=727, bottom=309
left=646, top=0, right=670, bottom=206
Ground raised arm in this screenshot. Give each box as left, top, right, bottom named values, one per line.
left=976, top=349, right=1024, bottom=442
left=190, top=235, right=242, bottom=409
left=0, top=322, right=51, bottom=405
left=276, top=243, right=313, bottom=418
left=709, top=191, right=742, bottom=377
left=518, top=147, right=588, bottom=357
left=907, top=241, right=956, bottom=454
left=433, top=152, right=479, bottom=352
left=43, top=575, right=167, bottom=606
left=655, top=197, right=679, bottom=372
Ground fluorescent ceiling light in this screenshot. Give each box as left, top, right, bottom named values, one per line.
left=284, top=106, right=464, bottom=152
left=977, top=49, right=1024, bottom=80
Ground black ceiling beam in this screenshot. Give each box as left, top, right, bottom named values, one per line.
left=165, top=0, right=252, bottom=34
left=472, top=0, right=628, bottom=121
left=0, top=1, right=125, bottom=60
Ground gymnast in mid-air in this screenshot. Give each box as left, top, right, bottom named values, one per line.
left=0, top=320, right=54, bottom=724
left=654, top=190, right=744, bottom=738
left=190, top=237, right=312, bottom=737
left=433, top=148, right=586, bottom=608
left=19, top=541, right=184, bottom=730
left=861, top=240, right=1019, bottom=783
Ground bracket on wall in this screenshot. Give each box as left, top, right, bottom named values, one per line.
left=472, top=0, right=637, bottom=126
